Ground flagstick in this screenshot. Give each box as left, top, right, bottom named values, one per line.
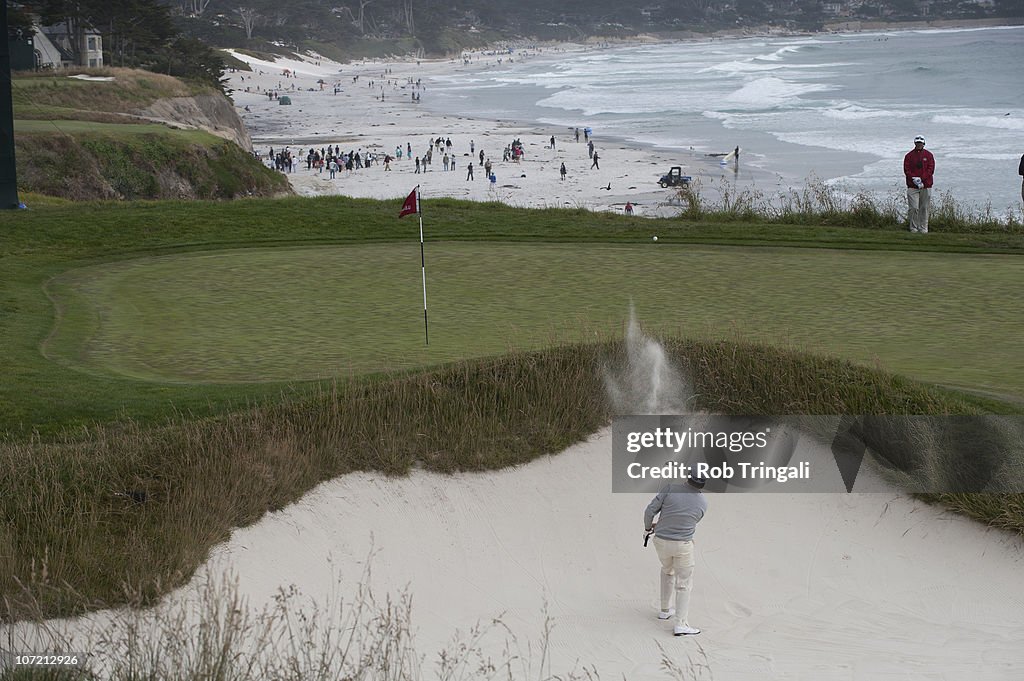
left=417, top=188, right=428, bottom=345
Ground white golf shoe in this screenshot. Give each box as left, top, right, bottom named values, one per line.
left=657, top=609, right=675, bottom=620
left=673, top=624, right=701, bottom=636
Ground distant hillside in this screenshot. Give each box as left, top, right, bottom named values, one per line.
left=169, top=0, right=1024, bottom=58
left=12, top=68, right=290, bottom=201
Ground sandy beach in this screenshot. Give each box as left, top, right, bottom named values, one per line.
left=223, top=27, right=1024, bottom=219
left=226, top=46, right=752, bottom=217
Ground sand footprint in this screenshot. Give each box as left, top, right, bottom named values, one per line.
left=725, top=601, right=753, bottom=618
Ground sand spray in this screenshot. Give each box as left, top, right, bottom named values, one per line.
left=604, top=306, right=693, bottom=416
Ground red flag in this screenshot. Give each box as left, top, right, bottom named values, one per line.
left=398, top=187, right=418, bottom=218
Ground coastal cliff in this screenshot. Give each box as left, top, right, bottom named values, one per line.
left=12, top=69, right=287, bottom=200
left=139, top=92, right=254, bottom=152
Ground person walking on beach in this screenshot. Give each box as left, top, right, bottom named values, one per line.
left=575, top=128, right=580, bottom=143
left=550, top=135, right=556, bottom=150
left=591, top=151, right=600, bottom=170
left=588, top=140, right=595, bottom=159
left=904, top=135, right=935, bottom=233
left=415, top=156, right=421, bottom=174
left=466, top=161, right=474, bottom=181
left=560, top=162, right=567, bottom=181
left=644, top=476, right=707, bottom=637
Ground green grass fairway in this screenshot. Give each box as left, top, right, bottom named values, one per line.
left=45, top=242, right=1024, bottom=395
left=14, top=119, right=216, bottom=141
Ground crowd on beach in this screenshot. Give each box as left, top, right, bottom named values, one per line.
left=259, top=130, right=606, bottom=184
left=231, top=46, right=740, bottom=214
left=231, top=62, right=429, bottom=105
left=255, top=121, right=618, bottom=193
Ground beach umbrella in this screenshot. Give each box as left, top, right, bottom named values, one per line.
left=317, top=79, right=326, bottom=84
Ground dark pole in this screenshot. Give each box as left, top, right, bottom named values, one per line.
left=0, top=2, right=21, bottom=208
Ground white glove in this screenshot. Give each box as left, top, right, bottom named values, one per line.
left=912, top=177, right=924, bottom=188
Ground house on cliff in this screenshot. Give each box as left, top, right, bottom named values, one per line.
left=35, top=21, right=105, bottom=69
left=7, top=11, right=104, bottom=71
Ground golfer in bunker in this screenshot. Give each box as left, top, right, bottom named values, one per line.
left=644, top=475, right=707, bottom=636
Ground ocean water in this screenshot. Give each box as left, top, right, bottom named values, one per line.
left=426, top=26, right=1024, bottom=214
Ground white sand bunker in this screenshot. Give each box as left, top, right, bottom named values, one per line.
left=12, top=429, right=1024, bottom=679
left=208, top=433, right=1024, bottom=679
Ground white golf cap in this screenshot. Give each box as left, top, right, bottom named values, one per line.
left=914, top=135, right=926, bottom=143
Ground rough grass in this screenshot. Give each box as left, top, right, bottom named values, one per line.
left=13, top=130, right=288, bottom=200
left=11, top=68, right=207, bottom=114
left=4, top=570, right=617, bottom=681
left=6, top=338, right=1015, bottom=623
left=13, top=121, right=211, bottom=137
left=10, top=66, right=278, bottom=203
left=675, top=177, right=1024, bottom=232
left=10, top=105, right=153, bottom=124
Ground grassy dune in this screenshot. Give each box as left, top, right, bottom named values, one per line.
left=13, top=120, right=214, bottom=137
left=11, top=68, right=202, bottom=118
left=12, top=129, right=288, bottom=201
left=10, top=68, right=289, bottom=201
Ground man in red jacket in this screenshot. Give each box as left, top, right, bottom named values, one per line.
left=904, top=135, right=935, bottom=233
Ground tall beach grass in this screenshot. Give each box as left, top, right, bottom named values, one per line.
left=3, top=566, right=612, bottom=681
left=4, top=338, right=1021, bottom=625
left=673, top=177, right=1024, bottom=231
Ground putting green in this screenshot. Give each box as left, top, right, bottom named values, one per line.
left=44, top=242, right=1024, bottom=395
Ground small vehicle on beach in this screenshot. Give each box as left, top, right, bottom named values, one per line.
left=658, top=167, right=691, bottom=188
